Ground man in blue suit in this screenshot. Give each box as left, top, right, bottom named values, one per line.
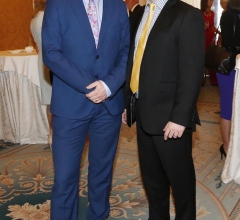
left=42, top=0, right=130, bottom=219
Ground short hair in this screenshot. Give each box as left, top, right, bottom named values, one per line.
left=200, top=0, right=208, bottom=12
left=227, top=0, right=240, bottom=11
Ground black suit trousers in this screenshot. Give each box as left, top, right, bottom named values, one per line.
left=136, top=105, right=196, bottom=220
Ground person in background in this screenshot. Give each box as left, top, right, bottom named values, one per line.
left=217, top=0, right=228, bottom=46
left=201, top=0, right=218, bottom=86
left=42, top=0, right=130, bottom=219
left=216, top=0, right=240, bottom=158
left=126, top=0, right=144, bottom=41
left=30, top=0, right=53, bottom=148
left=122, top=0, right=205, bottom=218
left=125, top=0, right=141, bottom=16
left=220, top=0, right=228, bottom=12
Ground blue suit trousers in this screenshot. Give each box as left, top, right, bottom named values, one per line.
left=50, top=104, right=122, bottom=220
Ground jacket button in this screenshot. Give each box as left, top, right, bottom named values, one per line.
left=96, top=55, right=99, bottom=59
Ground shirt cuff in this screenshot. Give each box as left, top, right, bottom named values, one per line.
left=100, top=80, right=111, bottom=97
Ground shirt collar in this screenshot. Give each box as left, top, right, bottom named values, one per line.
left=146, top=0, right=168, bottom=9
left=83, top=0, right=100, bottom=7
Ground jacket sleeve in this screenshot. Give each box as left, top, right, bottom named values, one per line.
left=169, top=8, right=205, bottom=127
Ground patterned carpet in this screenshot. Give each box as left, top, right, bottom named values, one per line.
left=0, top=81, right=240, bottom=220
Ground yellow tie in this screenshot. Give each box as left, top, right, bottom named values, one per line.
left=130, top=3, right=156, bottom=94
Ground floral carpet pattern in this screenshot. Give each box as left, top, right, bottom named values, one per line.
left=0, top=91, right=240, bottom=219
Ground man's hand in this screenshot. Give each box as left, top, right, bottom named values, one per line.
left=86, top=81, right=107, bottom=103
left=163, top=121, right=185, bottom=141
left=122, top=109, right=127, bottom=124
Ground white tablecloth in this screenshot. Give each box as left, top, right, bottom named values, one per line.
left=222, top=56, right=240, bottom=185
left=0, top=50, right=49, bottom=144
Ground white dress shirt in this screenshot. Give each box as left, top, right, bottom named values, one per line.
left=82, top=0, right=103, bottom=28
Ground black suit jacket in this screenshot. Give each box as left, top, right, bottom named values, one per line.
left=125, top=0, right=205, bottom=135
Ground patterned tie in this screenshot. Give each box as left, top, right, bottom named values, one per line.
left=87, top=0, right=100, bottom=47
left=130, top=3, right=156, bottom=94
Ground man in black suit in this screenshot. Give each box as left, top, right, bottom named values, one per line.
left=122, top=0, right=205, bottom=219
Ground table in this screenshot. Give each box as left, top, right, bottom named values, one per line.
left=0, top=50, right=49, bottom=144
left=222, top=56, right=240, bottom=185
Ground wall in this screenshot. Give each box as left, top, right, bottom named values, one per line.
left=0, top=0, right=33, bottom=51
left=0, top=0, right=212, bottom=51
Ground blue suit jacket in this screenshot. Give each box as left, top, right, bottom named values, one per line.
left=42, top=0, right=130, bottom=119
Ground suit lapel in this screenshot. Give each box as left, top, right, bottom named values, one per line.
left=145, top=9, right=168, bottom=48
left=97, top=0, right=113, bottom=50
left=145, top=0, right=178, bottom=49
left=70, top=0, right=96, bottom=47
